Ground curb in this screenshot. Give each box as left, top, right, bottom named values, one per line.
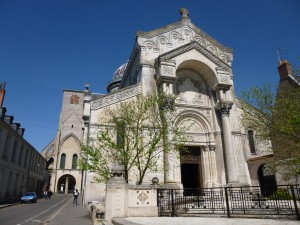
left=0, top=202, right=20, bottom=209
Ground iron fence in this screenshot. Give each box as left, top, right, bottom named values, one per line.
left=157, top=185, right=300, bottom=220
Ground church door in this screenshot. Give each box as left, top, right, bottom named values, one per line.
left=180, top=146, right=202, bottom=195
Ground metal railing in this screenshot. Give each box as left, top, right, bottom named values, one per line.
left=157, top=185, right=300, bottom=220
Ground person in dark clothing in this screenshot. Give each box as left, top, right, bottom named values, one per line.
left=73, top=189, right=79, bottom=205
left=47, top=190, right=52, bottom=199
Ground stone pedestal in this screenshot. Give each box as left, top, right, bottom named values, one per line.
left=104, top=163, right=127, bottom=222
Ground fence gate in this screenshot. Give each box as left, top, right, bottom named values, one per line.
left=157, top=185, right=300, bottom=220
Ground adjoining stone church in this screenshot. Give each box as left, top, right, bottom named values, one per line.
left=41, top=9, right=276, bottom=204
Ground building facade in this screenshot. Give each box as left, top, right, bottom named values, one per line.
left=42, top=9, right=274, bottom=204
left=0, top=82, right=46, bottom=202
left=41, top=90, right=85, bottom=194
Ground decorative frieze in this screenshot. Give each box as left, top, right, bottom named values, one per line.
left=91, top=85, right=142, bottom=110
left=158, top=41, right=231, bottom=70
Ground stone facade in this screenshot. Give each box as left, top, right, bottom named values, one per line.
left=0, top=83, right=46, bottom=202
left=43, top=9, right=274, bottom=206
left=41, top=90, right=85, bottom=195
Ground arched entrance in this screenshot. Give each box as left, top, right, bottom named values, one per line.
left=57, top=174, right=76, bottom=194
left=257, top=164, right=277, bottom=197
left=180, top=146, right=203, bottom=195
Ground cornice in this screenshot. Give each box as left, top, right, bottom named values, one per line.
left=91, top=84, right=142, bottom=110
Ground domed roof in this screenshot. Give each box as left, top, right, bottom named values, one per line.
left=112, top=63, right=127, bottom=83
left=107, top=63, right=127, bottom=93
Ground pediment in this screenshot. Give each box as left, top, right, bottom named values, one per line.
left=158, top=41, right=231, bottom=71
left=137, top=19, right=232, bottom=66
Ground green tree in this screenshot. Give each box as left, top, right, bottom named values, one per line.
left=80, top=92, right=189, bottom=184
left=240, top=83, right=300, bottom=182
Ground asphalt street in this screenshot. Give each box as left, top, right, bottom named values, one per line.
left=0, top=194, right=91, bottom=225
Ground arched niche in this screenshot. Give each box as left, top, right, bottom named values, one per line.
left=176, top=59, right=218, bottom=90
left=174, top=69, right=210, bottom=106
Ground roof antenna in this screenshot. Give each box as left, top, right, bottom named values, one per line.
left=276, top=48, right=286, bottom=64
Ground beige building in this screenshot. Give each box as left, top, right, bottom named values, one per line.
left=41, top=90, right=86, bottom=194
left=0, top=82, right=46, bottom=202
left=43, top=9, right=276, bottom=204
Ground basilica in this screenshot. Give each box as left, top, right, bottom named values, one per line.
left=41, top=9, right=275, bottom=204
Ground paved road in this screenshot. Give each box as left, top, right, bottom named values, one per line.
left=0, top=194, right=91, bottom=225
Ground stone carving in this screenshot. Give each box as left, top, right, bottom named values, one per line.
left=181, top=155, right=199, bottom=161
left=159, top=41, right=231, bottom=71
left=219, top=74, right=230, bottom=83
left=175, top=69, right=209, bottom=106
left=216, top=103, right=232, bottom=117
left=70, top=95, right=80, bottom=105
left=141, top=23, right=232, bottom=66
left=178, top=78, right=200, bottom=93
left=162, top=66, right=174, bottom=76
left=137, top=191, right=149, bottom=203
left=91, top=85, right=142, bottom=110
left=175, top=92, right=187, bottom=103
left=192, top=93, right=203, bottom=104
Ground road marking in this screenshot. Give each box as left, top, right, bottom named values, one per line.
left=43, top=197, right=72, bottom=224
left=18, top=196, right=71, bottom=225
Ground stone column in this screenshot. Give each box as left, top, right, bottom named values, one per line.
left=208, top=145, right=218, bottom=186
left=217, top=103, right=238, bottom=184
left=65, top=177, right=69, bottom=194
left=156, top=60, right=178, bottom=185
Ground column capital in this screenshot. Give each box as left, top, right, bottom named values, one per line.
left=215, top=101, right=233, bottom=117
left=209, top=145, right=216, bottom=151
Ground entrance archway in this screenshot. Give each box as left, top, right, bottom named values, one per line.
left=57, top=174, right=76, bottom=194
left=180, top=146, right=202, bottom=195
left=257, top=164, right=277, bottom=197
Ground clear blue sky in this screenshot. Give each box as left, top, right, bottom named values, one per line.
left=1, top=0, right=299, bottom=151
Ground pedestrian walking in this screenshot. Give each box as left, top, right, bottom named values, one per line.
left=44, top=190, right=48, bottom=199
left=47, top=190, right=52, bottom=199
left=73, top=189, right=79, bottom=205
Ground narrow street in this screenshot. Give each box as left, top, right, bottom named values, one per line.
left=0, top=194, right=91, bottom=225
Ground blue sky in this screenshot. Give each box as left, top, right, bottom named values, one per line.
left=1, top=0, right=300, bottom=151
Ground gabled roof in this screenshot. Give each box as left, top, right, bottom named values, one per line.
left=136, top=9, right=232, bottom=54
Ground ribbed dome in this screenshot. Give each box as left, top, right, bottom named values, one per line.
left=107, top=63, right=127, bottom=93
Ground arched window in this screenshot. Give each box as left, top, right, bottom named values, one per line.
left=60, top=154, right=66, bottom=169
left=72, top=154, right=78, bottom=169
left=248, top=130, right=256, bottom=154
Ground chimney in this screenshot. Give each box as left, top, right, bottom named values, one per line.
left=17, top=127, right=25, bottom=136
left=278, top=60, right=293, bottom=80
left=4, top=115, right=13, bottom=125
left=0, top=107, right=6, bottom=119
left=0, top=82, right=6, bottom=107
left=11, top=122, right=21, bottom=131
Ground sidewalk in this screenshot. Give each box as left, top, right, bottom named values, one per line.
left=125, top=217, right=300, bottom=225
left=0, top=200, right=20, bottom=209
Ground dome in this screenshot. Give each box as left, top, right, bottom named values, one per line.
left=107, top=63, right=127, bottom=93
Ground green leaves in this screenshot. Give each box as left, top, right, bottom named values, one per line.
left=241, top=82, right=300, bottom=182
left=80, top=92, right=188, bottom=184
